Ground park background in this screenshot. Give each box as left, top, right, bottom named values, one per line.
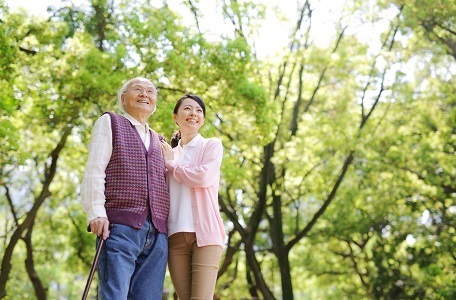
left=0, top=0, right=454, bottom=299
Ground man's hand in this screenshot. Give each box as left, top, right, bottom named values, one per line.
left=89, top=217, right=110, bottom=240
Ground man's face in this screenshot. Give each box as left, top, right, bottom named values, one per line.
left=122, top=79, right=157, bottom=116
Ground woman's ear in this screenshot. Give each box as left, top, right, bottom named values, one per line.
left=172, top=114, right=178, bottom=124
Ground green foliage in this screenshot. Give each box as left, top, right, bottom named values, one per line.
left=0, top=0, right=454, bottom=299
left=388, top=0, right=456, bottom=58
left=0, top=8, right=21, bottom=169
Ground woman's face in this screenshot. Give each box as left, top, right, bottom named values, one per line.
left=173, top=97, right=205, bottom=133
left=122, top=78, right=157, bottom=117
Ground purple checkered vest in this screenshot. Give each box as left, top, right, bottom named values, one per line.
left=103, top=112, right=169, bottom=234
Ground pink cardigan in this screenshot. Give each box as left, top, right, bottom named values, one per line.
left=165, top=137, right=226, bottom=248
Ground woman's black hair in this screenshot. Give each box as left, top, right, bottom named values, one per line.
left=170, top=94, right=206, bottom=148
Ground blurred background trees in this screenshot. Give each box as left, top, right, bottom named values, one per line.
left=0, top=0, right=454, bottom=299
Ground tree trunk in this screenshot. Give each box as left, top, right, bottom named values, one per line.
left=24, top=225, right=47, bottom=300
left=0, top=125, right=72, bottom=299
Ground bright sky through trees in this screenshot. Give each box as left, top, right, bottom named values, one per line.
left=6, top=0, right=356, bottom=59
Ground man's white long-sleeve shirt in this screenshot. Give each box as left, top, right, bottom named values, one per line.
left=80, top=113, right=151, bottom=224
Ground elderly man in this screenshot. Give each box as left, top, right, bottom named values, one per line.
left=81, top=76, right=170, bottom=299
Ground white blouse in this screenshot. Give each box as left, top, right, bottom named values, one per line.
left=167, top=134, right=203, bottom=236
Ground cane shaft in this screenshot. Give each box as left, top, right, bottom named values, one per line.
left=81, top=238, right=105, bottom=300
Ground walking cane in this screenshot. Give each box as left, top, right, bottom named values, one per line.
left=82, top=224, right=113, bottom=300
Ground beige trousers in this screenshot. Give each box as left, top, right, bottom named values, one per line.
left=168, top=232, right=223, bottom=300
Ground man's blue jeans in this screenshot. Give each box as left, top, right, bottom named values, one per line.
left=97, top=216, right=168, bottom=299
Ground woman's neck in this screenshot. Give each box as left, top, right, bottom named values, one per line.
left=180, top=131, right=199, bottom=145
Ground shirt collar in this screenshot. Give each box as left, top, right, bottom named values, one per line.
left=179, top=133, right=202, bottom=149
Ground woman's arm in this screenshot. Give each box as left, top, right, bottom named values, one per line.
left=164, top=139, right=223, bottom=188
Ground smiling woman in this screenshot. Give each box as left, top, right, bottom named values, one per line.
left=160, top=94, right=225, bottom=300
left=171, top=95, right=206, bottom=141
